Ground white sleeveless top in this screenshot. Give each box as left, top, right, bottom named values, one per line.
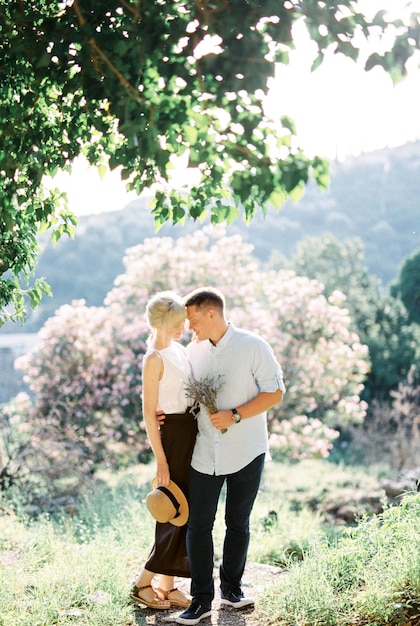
left=155, top=343, right=192, bottom=414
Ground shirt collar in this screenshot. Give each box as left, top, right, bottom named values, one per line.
left=212, top=322, right=234, bottom=349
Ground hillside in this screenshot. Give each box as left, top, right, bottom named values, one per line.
left=2, top=141, right=419, bottom=333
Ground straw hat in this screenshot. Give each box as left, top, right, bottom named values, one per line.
left=146, top=478, right=189, bottom=527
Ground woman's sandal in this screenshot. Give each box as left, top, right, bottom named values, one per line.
left=157, top=587, right=191, bottom=608
left=130, top=584, right=170, bottom=609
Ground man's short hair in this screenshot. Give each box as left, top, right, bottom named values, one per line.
left=184, top=287, right=225, bottom=312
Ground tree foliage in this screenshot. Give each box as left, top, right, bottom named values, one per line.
left=391, top=248, right=420, bottom=325
left=366, top=296, right=420, bottom=402
left=1, top=0, right=420, bottom=324
left=273, top=233, right=420, bottom=402
left=284, top=234, right=381, bottom=338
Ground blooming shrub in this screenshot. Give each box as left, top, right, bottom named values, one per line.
left=270, top=415, right=340, bottom=461
left=16, top=299, right=148, bottom=468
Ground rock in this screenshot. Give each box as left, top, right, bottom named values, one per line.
left=382, top=480, right=410, bottom=499
left=358, top=491, right=384, bottom=514
left=86, top=590, right=112, bottom=605
left=336, top=504, right=357, bottom=523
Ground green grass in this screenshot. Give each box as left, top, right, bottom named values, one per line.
left=0, top=459, right=419, bottom=626
left=0, top=464, right=156, bottom=626
left=256, top=479, right=420, bottom=626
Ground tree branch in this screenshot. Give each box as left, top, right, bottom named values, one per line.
left=72, top=0, right=143, bottom=103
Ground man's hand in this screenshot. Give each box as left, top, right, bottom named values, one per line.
left=209, top=409, right=233, bottom=432
left=156, top=409, right=166, bottom=427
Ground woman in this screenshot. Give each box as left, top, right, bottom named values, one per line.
left=130, top=291, right=197, bottom=610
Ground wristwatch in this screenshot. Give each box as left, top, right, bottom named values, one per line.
left=231, top=408, right=242, bottom=423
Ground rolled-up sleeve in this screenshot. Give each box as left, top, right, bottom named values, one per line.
left=251, top=337, right=286, bottom=394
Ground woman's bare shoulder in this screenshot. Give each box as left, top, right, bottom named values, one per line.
left=143, top=349, right=163, bottom=369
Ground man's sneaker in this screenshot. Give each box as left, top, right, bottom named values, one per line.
left=220, top=590, right=255, bottom=609
left=176, top=600, right=212, bottom=624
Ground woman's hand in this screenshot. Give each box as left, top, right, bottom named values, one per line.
left=156, top=460, right=170, bottom=487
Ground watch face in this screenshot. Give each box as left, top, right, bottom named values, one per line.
left=232, top=410, right=241, bottom=423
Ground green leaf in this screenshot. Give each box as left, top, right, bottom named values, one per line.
left=311, top=157, right=330, bottom=190
left=268, top=188, right=287, bottom=210
left=183, top=125, right=198, bottom=145
left=98, top=164, right=108, bottom=179
left=51, top=229, right=61, bottom=246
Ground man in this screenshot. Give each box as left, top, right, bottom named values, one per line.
left=176, top=287, right=285, bottom=625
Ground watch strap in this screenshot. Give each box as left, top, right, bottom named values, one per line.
left=231, top=408, right=241, bottom=423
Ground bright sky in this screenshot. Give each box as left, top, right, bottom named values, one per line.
left=266, top=6, right=420, bottom=161
left=46, top=1, right=420, bottom=216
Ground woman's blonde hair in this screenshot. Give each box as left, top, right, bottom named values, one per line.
left=145, top=291, right=186, bottom=337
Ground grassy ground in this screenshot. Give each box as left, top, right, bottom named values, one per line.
left=0, top=459, right=419, bottom=626
left=256, top=464, right=420, bottom=626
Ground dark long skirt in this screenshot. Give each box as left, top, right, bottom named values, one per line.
left=145, top=408, right=198, bottom=577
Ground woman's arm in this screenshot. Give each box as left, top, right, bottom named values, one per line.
left=142, top=351, right=171, bottom=486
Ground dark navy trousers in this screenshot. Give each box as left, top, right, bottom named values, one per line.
left=186, top=453, right=265, bottom=605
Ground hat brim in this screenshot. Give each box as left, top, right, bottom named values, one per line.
left=150, top=478, right=189, bottom=527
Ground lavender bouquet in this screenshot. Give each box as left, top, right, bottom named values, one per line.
left=185, top=374, right=227, bottom=433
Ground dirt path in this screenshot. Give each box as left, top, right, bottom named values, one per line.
left=138, top=563, right=284, bottom=626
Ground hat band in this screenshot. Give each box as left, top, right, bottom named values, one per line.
left=157, top=486, right=181, bottom=519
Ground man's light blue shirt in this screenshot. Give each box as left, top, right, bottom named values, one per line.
left=186, top=323, right=285, bottom=476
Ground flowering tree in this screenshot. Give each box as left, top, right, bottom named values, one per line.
left=15, top=227, right=369, bottom=470
left=263, top=273, right=369, bottom=425
left=16, top=299, right=148, bottom=467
